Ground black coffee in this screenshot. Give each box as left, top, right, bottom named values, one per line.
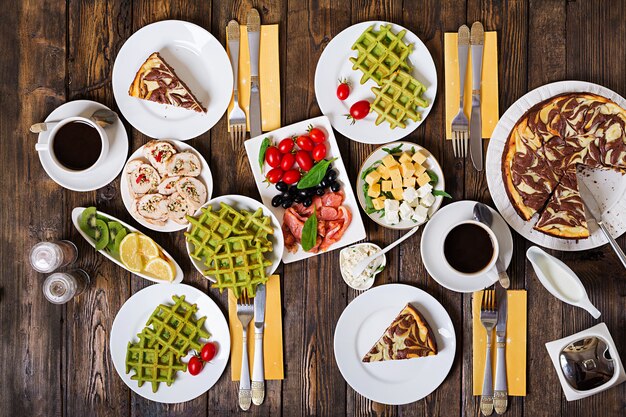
left=443, top=223, right=494, bottom=274
left=52, top=121, right=102, bottom=170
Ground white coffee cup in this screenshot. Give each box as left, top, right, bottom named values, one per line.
left=441, top=219, right=500, bottom=277
left=35, top=116, right=109, bottom=173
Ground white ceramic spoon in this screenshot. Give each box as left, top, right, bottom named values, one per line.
left=526, top=246, right=600, bottom=318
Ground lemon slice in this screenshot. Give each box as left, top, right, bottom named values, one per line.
left=137, top=234, right=160, bottom=259
left=119, top=233, right=143, bottom=272
left=144, top=257, right=176, bottom=282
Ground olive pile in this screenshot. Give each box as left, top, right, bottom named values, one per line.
left=271, top=168, right=340, bottom=209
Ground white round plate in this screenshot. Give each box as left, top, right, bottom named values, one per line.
left=112, top=20, right=233, bottom=140
left=486, top=80, right=626, bottom=251
left=421, top=200, right=514, bottom=293
left=186, top=195, right=284, bottom=282
left=36, top=100, right=128, bottom=192
left=334, top=283, right=456, bottom=405
left=120, top=139, right=213, bottom=232
left=356, top=141, right=445, bottom=229
left=110, top=283, right=230, bottom=404
left=314, top=21, right=437, bottom=144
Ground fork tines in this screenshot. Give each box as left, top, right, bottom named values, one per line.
left=481, top=288, right=496, bottom=311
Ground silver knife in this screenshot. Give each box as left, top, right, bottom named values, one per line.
left=251, top=283, right=266, bottom=405
left=469, top=22, right=484, bottom=171
left=579, top=180, right=626, bottom=268
left=247, top=8, right=262, bottom=139
left=494, top=285, right=508, bottom=414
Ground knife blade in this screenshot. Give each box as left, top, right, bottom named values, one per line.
left=247, top=8, right=262, bottom=139
left=494, top=285, right=508, bottom=414
left=469, top=22, right=484, bottom=171
left=251, top=283, right=266, bottom=405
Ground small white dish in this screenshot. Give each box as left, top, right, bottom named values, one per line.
left=110, top=283, right=230, bottom=403
left=420, top=200, right=514, bottom=293
left=120, top=139, right=213, bottom=233
left=71, top=207, right=183, bottom=284
left=333, top=283, right=456, bottom=405
left=185, top=195, right=284, bottom=281
left=339, top=242, right=386, bottom=291
left=112, top=20, right=233, bottom=140
left=314, top=21, right=437, bottom=144
left=526, top=246, right=601, bottom=318
left=37, top=100, right=128, bottom=192
left=356, top=141, right=445, bottom=230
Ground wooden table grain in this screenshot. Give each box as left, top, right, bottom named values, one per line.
left=1, top=1, right=624, bottom=416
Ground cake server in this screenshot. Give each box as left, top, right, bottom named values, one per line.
left=247, top=8, right=262, bottom=139
left=578, top=180, right=626, bottom=268
left=251, top=282, right=266, bottom=405
left=469, top=22, right=484, bottom=171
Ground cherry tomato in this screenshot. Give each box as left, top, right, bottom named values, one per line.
left=312, top=143, right=327, bottom=162
left=201, top=342, right=217, bottom=363
left=280, top=153, right=296, bottom=171
left=265, top=167, right=284, bottom=184
left=188, top=356, right=203, bottom=376
left=278, top=138, right=294, bottom=154
left=346, top=100, right=370, bottom=124
left=295, top=150, right=314, bottom=171
left=282, top=169, right=301, bottom=185
left=265, top=146, right=281, bottom=168
left=295, top=135, right=314, bottom=151
left=309, top=127, right=326, bottom=144
left=336, top=79, right=350, bottom=101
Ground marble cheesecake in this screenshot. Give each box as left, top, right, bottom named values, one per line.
left=502, top=92, right=626, bottom=239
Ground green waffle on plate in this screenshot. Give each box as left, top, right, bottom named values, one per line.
left=371, top=70, right=428, bottom=129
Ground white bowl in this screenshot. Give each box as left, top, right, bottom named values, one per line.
left=339, top=242, right=387, bottom=290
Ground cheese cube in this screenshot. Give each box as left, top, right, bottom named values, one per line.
left=376, top=164, right=391, bottom=179
left=400, top=162, right=416, bottom=178
left=399, top=152, right=413, bottom=164
left=416, top=183, right=433, bottom=198
left=403, top=177, right=416, bottom=188
left=421, top=192, right=436, bottom=207
left=416, top=171, right=432, bottom=187
left=382, top=154, right=399, bottom=168
left=384, top=199, right=400, bottom=224
left=391, top=188, right=404, bottom=200
left=365, top=170, right=381, bottom=185
left=412, top=150, right=428, bottom=164
left=389, top=166, right=403, bottom=189
left=381, top=180, right=393, bottom=192
left=412, top=205, right=429, bottom=223
left=413, top=162, right=426, bottom=176
left=372, top=197, right=385, bottom=211
left=367, top=183, right=381, bottom=198
left=402, top=187, right=419, bottom=205
left=399, top=202, right=414, bottom=220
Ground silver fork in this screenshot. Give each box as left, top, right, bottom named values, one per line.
left=236, top=289, right=254, bottom=411
left=480, top=288, right=498, bottom=416
left=451, top=24, right=470, bottom=157
left=227, top=20, right=247, bottom=144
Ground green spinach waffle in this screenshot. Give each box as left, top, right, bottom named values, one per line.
left=370, top=70, right=428, bottom=129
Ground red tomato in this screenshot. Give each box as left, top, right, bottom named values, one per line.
left=309, top=127, right=326, bottom=144
left=188, top=356, right=203, bottom=376
left=265, top=167, right=284, bottom=183
left=347, top=100, right=370, bottom=123
left=312, top=143, right=327, bottom=162
left=278, top=138, right=294, bottom=154
left=201, top=342, right=217, bottom=362
left=336, top=80, right=350, bottom=101
left=295, top=135, right=314, bottom=151
left=282, top=169, right=301, bottom=185
left=280, top=153, right=296, bottom=171
left=295, top=150, right=314, bottom=171
left=265, top=146, right=281, bottom=168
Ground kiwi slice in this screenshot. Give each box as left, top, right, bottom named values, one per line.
left=107, top=222, right=126, bottom=253
left=94, top=219, right=110, bottom=251
left=112, top=228, right=128, bottom=254
left=79, top=207, right=98, bottom=238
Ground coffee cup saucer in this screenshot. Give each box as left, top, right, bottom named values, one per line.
left=37, top=100, right=128, bottom=192
left=420, top=200, right=513, bottom=292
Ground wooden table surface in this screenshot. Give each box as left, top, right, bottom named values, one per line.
left=1, top=0, right=624, bottom=416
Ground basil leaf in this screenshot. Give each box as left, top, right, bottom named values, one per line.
left=301, top=213, right=318, bottom=251
left=382, top=144, right=403, bottom=154
left=258, top=137, right=270, bottom=169
left=360, top=161, right=381, bottom=180
left=427, top=170, right=438, bottom=185
left=297, top=158, right=337, bottom=189
left=382, top=191, right=394, bottom=199
left=432, top=189, right=452, bottom=198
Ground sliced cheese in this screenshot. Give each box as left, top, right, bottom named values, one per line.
left=376, top=164, right=391, bottom=179
left=413, top=162, right=426, bottom=176
left=416, top=171, right=432, bottom=187
left=400, top=162, right=415, bottom=178
left=389, top=166, right=403, bottom=189
left=382, top=154, right=399, bottom=168
left=403, top=177, right=416, bottom=188
left=365, top=170, right=381, bottom=185
left=391, top=188, right=404, bottom=200
left=412, top=150, right=428, bottom=164
left=368, top=182, right=381, bottom=198
left=381, top=180, right=393, bottom=192
left=399, top=152, right=413, bottom=164
left=372, top=197, right=385, bottom=211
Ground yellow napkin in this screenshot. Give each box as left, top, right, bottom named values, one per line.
left=472, top=290, right=527, bottom=396
left=444, top=31, right=499, bottom=140
left=228, top=275, right=284, bottom=380
left=227, top=25, right=281, bottom=132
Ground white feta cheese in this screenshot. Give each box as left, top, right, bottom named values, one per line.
left=420, top=192, right=436, bottom=207
left=384, top=199, right=400, bottom=224
left=412, top=205, right=429, bottom=223
left=399, top=201, right=414, bottom=220
left=416, top=183, right=433, bottom=198
left=402, top=187, right=419, bottom=206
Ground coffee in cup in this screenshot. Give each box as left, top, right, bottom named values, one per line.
left=443, top=220, right=499, bottom=276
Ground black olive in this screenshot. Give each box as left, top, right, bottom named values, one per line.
left=298, top=189, right=309, bottom=198
left=288, top=186, right=297, bottom=196
left=306, top=187, right=316, bottom=196
left=324, top=169, right=337, bottom=182
left=315, top=187, right=326, bottom=196
left=271, top=194, right=283, bottom=207
left=281, top=199, right=293, bottom=209
left=294, top=195, right=303, bottom=203
left=319, top=179, right=328, bottom=188
left=330, top=181, right=340, bottom=192
left=281, top=191, right=290, bottom=199
left=275, top=181, right=288, bottom=192
left=303, top=197, right=313, bottom=207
